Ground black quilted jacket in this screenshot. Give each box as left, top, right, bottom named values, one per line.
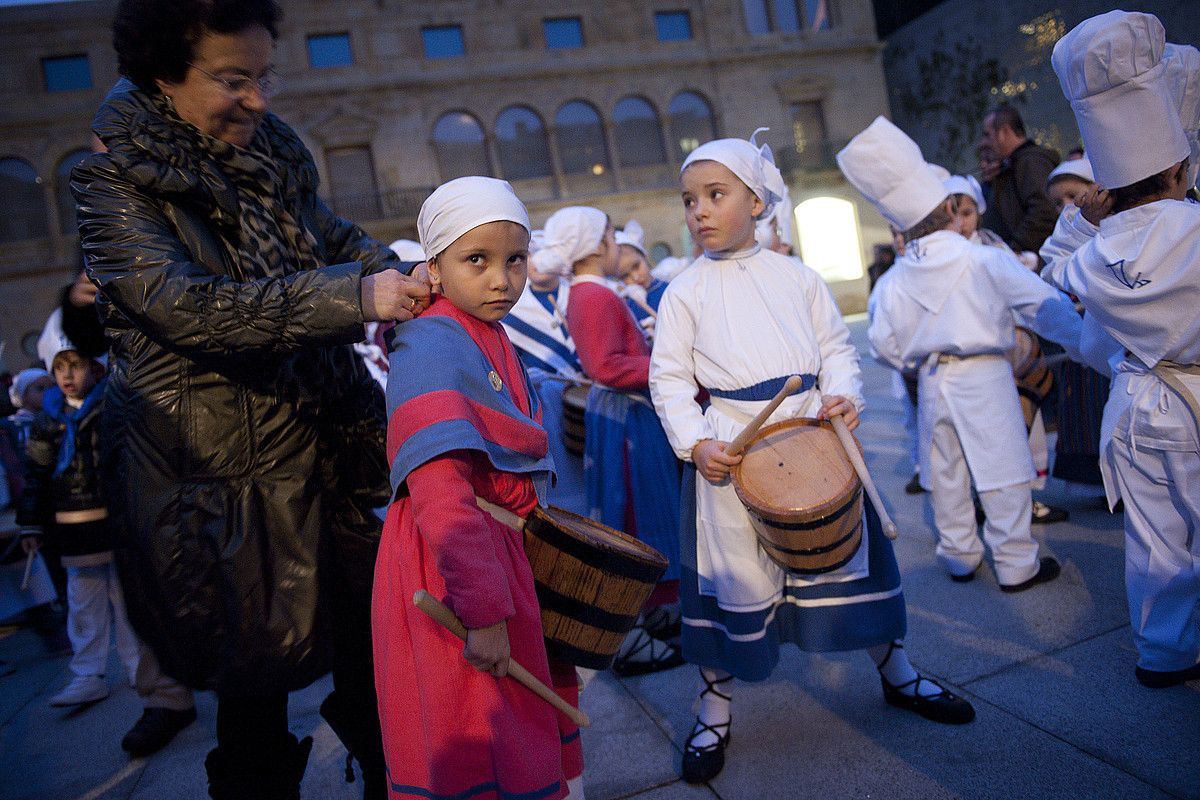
left=70, top=81, right=397, bottom=694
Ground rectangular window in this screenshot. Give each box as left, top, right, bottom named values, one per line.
left=422, top=25, right=466, bottom=59
left=543, top=17, right=583, bottom=49
left=326, top=146, right=381, bottom=220
left=743, top=0, right=830, bottom=34
left=42, top=55, right=92, bottom=92
left=307, top=33, right=353, bottom=68
left=654, top=11, right=693, bottom=41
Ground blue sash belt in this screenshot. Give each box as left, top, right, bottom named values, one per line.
left=705, top=374, right=817, bottom=402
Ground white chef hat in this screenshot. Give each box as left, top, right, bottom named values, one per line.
left=1162, top=42, right=1200, bottom=187
left=836, top=116, right=950, bottom=231
left=943, top=174, right=987, bottom=214
left=388, top=238, right=426, bottom=261
left=417, top=176, right=530, bottom=259
left=537, top=206, right=609, bottom=276
left=614, top=219, right=646, bottom=254
left=681, top=128, right=786, bottom=220
left=1047, top=157, right=1096, bottom=186
left=1051, top=10, right=1190, bottom=189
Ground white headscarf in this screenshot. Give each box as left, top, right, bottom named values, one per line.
left=681, top=128, right=786, bottom=220
left=417, top=176, right=530, bottom=259
left=944, top=174, right=987, bottom=214
left=537, top=206, right=609, bottom=275
left=615, top=219, right=646, bottom=254
left=1047, top=158, right=1096, bottom=185
left=388, top=238, right=426, bottom=261
left=651, top=256, right=689, bottom=283
left=9, top=368, right=49, bottom=409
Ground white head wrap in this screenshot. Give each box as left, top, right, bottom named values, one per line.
left=1162, top=42, right=1200, bottom=187
left=388, top=238, right=426, bottom=261
left=10, top=368, right=50, bottom=409
left=837, top=116, right=950, bottom=231
left=614, top=219, right=646, bottom=254
left=943, top=174, right=987, bottom=214
left=681, top=128, right=786, bottom=220
left=1047, top=157, right=1096, bottom=186
left=1052, top=11, right=1191, bottom=189
left=537, top=206, right=609, bottom=275
left=650, top=256, right=689, bottom=283
left=417, top=176, right=530, bottom=259
left=528, top=230, right=570, bottom=278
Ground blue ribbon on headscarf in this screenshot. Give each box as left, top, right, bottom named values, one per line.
left=40, top=377, right=107, bottom=477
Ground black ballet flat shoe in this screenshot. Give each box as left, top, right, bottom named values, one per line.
left=1135, top=662, right=1200, bottom=689
left=904, top=473, right=926, bottom=495
left=1031, top=501, right=1069, bottom=525
left=949, top=569, right=977, bottom=583
left=681, top=718, right=731, bottom=784
left=999, top=557, right=1061, bottom=593
left=611, top=628, right=685, bottom=677
left=881, top=675, right=976, bottom=725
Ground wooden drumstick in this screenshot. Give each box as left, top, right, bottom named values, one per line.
left=19, top=548, right=35, bottom=592
left=545, top=295, right=569, bottom=329
left=630, top=294, right=657, bottom=320
left=726, top=375, right=805, bottom=457
left=412, top=590, right=591, bottom=728
left=829, top=415, right=899, bottom=541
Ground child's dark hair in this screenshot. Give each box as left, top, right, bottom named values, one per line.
left=903, top=197, right=957, bottom=243
left=1110, top=160, right=1189, bottom=213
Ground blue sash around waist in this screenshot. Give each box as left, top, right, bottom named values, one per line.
left=705, top=374, right=817, bottom=402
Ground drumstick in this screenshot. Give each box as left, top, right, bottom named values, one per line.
left=412, top=590, right=591, bottom=728
left=829, top=415, right=899, bottom=541
left=19, top=549, right=35, bottom=592
left=546, top=295, right=569, bottom=328
left=726, top=375, right=804, bottom=457
left=630, top=294, right=657, bottom=320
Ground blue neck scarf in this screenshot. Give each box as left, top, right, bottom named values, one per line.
left=41, top=377, right=107, bottom=477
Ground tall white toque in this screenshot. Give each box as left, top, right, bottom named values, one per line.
left=836, top=116, right=949, bottom=231
left=1051, top=10, right=1190, bottom=189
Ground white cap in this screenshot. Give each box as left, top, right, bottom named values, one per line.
left=682, top=128, right=786, bottom=220
left=417, top=176, right=530, bottom=259
left=943, top=174, right=986, bottom=214
left=1047, top=157, right=1096, bottom=186
left=1051, top=10, right=1190, bottom=189
left=836, top=117, right=949, bottom=231
left=1162, top=43, right=1200, bottom=187
left=388, top=238, right=426, bottom=261
left=615, top=219, right=646, bottom=254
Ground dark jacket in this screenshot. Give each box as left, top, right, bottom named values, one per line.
left=70, top=82, right=398, bottom=694
left=982, top=139, right=1061, bottom=256
left=15, top=390, right=112, bottom=557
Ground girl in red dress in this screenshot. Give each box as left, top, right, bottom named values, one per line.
left=372, top=177, right=584, bottom=800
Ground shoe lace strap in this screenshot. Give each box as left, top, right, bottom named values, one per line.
left=874, top=640, right=904, bottom=673
left=699, top=669, right=734, bottom=702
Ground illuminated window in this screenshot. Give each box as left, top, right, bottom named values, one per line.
left=496, top=106, right=553, bottom=180
left=0, top=158, right=48, bottom=241
left=544, top=17, right=584, bottom=49
left=56, top=149, right=90, bottom=235
left=795, top=197, right=863, bottom=282
left=655, top=11, right=693, bottom=41
left=42, top=55, right=92, bottom=92
left=668, top=91, right=715, bottom=160
left=613, top=96, right=666, bottom=167
left=307, top=33, right=353, bottom=68
left=432, top=112, right=491, bottom=180
left=422, top=25, right=465, bottom=59
left=555, top=100, right=610, bottom=175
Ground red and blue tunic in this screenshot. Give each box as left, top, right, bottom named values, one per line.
left=373, top=296, right=582, bottom=800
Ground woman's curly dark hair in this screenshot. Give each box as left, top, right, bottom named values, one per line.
left=113, top=0, right=280, bottom=92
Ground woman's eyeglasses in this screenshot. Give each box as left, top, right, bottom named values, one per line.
left=187, top=63, right=282, bottom=99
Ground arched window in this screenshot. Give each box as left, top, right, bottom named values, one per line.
left=0, top=157, right=48, bottom=242
left=496, top=106, right=553, bottom=180
left=56, top=149, right=91, bottom=235
left=554, top=100, right=610, bottom=175
left=668, top=91, right=716, bottom=161
left=613, top=96, right=666, bottom=168
left=431, top=111, right=491, bottom=180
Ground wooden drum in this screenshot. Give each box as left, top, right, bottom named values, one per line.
left=561, top=385, right=588, bottom=456
left=524, top=506, right=668, bottom=669
left=1008, top=326, right=1053, bottom=430
left=731, top=418, right=864, bottom=574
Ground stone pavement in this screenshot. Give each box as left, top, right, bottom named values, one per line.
left=2, top=319, right=1197, bottom=800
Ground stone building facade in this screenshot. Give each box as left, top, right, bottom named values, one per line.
left=0, top=0, right=894, bottom=370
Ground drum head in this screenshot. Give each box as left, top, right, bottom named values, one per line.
left=533, top=506, right=668, bottom=568
left=732, top=418, right=860, bottom=520
left=1007, top=326, right=1039, bottom=377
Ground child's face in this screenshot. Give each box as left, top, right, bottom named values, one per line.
left=21, top=376, right=55, bottom=412
left=681, top=160, right=764, bottom=255
left=954, top=195, right=980, bottom=238
left=617, top=244, right=653, bottom=289
left=52, top=352, right=97, bottom=401
left=430, top=221, right=530, bottom=322
left=1048, top=177, right=1094, bottom=213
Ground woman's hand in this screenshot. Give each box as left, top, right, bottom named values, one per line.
left=692, top=439, right=742, bottom=484
left=817, top=394, right=859, bottom=431
left=464, top=620, right=510, bottom=677
left=1078, top=186, right=1114, bottom=226
left=361, top=269, right=432, bottom=323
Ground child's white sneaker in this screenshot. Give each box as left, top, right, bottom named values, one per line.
left=49, top=674, right=108, bottom=706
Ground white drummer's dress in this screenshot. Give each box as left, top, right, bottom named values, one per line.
left=649, top=245, right=906, bottom=681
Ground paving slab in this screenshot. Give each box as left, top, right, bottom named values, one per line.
left=0, top=629, right=69, bottom=727
left=968, top=627, right=1200, bottom=800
